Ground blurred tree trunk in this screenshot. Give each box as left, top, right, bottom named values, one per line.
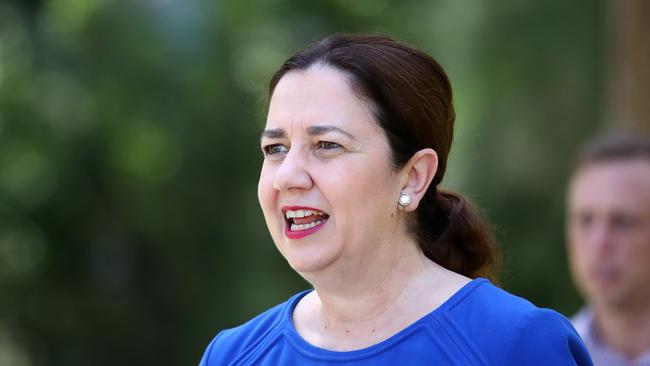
left=604, top=0, right=650, bottom=132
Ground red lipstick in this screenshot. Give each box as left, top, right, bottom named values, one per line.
left=282, top=206, right=329, bottom=239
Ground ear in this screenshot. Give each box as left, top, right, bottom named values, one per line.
left=399, top=148, right=438, bottom=211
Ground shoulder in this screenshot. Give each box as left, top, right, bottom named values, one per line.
left=500, top=307, right=593, bottom=365
left=438, top=280, right=593, bottom=366
left=441, top=279, right=549, bottom=326
left=199, top=291, right=309, bottom=366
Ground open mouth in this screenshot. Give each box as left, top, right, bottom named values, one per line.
left=283, top=207, right=329, bottom=237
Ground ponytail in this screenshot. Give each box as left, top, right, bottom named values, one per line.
left=414, top=189, right=498, bottom=282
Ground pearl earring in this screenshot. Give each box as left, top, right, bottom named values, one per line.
left=398, top=193, right=411, bottom=208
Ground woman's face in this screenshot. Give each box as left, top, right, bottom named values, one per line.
left=258, top=64, right=406, bottom=275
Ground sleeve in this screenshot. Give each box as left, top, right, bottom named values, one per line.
left=198, top=331, right=224, bottom=366
left=502, top=309, right=593, bottom=366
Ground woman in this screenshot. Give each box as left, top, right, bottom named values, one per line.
left=200, top=34, right=592, bottom=365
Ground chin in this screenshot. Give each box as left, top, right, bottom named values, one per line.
left=286, top=256, right=330, bottom=274
left=589, top=285, right=633, bottom=309
left=273, top=232, right=341, bottom=275
left=598, top=294, right=632, bottom=309
left=282, top=248, right=339, bottom=276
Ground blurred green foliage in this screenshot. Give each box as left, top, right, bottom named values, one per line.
left=0, top=0, right=604, bottom=364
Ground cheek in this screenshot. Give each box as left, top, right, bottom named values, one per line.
left=568, top=227, right=590, bottom=255
left=568, top=238, right=592, bottom=274
left=326, top=164, right=397, bottom=221
left=329, top=165, right=390, bottom=199
left=625, top=239, right=650, bottom=274
left=257, top=167, right=276, bottom=214
left=568, top=232, right=585, bottom=256
left=568, top=243, right=587, bottom=272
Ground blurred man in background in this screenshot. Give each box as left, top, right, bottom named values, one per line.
left=567, top=133, right=650, bottom=366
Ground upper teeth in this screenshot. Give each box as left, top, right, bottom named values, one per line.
left=285, top=209, right=325, bottom=219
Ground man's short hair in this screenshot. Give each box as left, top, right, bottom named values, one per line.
left=576, top=132, right=650, bottom=167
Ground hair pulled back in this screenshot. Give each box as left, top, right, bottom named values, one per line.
left=269, top=34, right=498, bottom=280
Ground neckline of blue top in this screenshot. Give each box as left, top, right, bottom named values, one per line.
left=281, top=277, right=490, bottom=361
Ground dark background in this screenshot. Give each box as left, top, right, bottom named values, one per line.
left=0, top=0, right=625, bottom=364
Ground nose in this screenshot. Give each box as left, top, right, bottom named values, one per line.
left=272, top=148, right=313, bottom=192
left=584, top=222, right=616, bottom=258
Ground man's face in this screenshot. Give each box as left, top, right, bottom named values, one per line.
left=567, top=159, right=650, bottom=311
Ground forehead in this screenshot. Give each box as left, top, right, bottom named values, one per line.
left=569, top=159, right=650, bottom=212
left=265, top=65, right=377, bottom=132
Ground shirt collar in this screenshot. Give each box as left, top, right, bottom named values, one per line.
left=572, top=306, right=650, bottom=366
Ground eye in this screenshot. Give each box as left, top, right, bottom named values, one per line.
left=572, top=212, right=593, bottom=229
left=317, top=141, right=342, bottom=150
left=262, top=144, right=288, bottom=157
left=612, top=213, right=639, bottom=230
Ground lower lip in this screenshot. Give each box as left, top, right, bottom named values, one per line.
left=284, top=220, right=327, bottom=239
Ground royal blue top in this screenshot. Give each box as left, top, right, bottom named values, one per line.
left=199, top=278, right=593, bottom=365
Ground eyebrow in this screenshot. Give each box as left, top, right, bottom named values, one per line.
left=260, top=125, right=356, bottom=141
left=260, top=128, right=285, bottom=140
left=306, top=125, right=356, bottom=140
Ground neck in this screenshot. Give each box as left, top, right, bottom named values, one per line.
left=593, top=301, right=650, bottom=359
left=318, top=245, right=435, bottom=324
left=293, top=233, right=467, bottom=351
left=302, top=231, right=431, bottom=318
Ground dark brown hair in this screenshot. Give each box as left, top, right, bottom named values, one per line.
left=576, top=132, right=650, bottom=167
left=269, top=34, right=498, bottom=280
